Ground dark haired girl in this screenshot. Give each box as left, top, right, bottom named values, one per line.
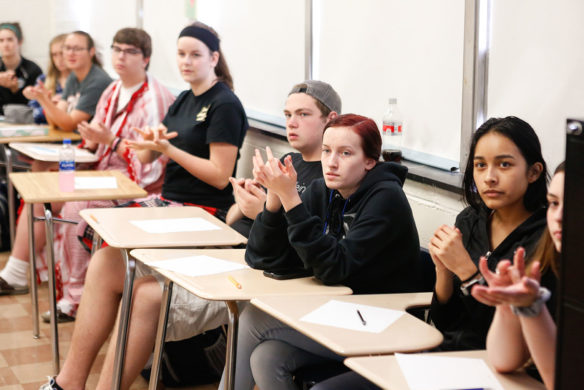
left=429, top=116, right=550, bottom=351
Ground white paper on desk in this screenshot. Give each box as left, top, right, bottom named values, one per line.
left=74, top=176, right=118, bottom=189
left=149, top=255, right=248, bottom=277
left=300, top=300, right=403, bottom=333
left=129, top=217, right=221, bottom=234
left=29, top=145, right=59, bottom=155
left=395, top=353, right=504, bottom=390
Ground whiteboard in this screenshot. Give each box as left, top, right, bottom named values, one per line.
left=314, top=0, right=466, bottom=167
left=487, top=0, right=584, bottom=172
left=143, top=0, right=305, bottom=126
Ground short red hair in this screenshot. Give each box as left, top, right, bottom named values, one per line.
left=324, top=114, right=381, bottom=161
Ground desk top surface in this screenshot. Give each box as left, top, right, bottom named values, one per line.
left=82, top=207, right=247, bottom=248
left=9, top=170, right=146, bottom=203
left=250, top=293, right=442, bottom=356
left=0, top=123, right=81, bottom=143
left=9, top=142, right=98, bottom=163
left=344, top=350, right=546, bottom=390
left=131, top=248, right=351, bottom=301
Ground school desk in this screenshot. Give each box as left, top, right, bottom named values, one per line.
left=80, top=209, right=248, bottom=390
left=344, top=350, right=546, bottom=389
left=250, top=293, right=442, bottom=357
left=129, top=248, right=353, bottom=390
left=8, top=170, right=146, bottom=375
left=0, top=123, right=81, bottom=247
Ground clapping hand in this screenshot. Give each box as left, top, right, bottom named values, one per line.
left=127, top=124, right=178, bottom=153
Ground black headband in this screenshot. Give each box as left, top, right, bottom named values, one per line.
left=0, top=23, right=21, bottom=41
left=179, top=26, right=219, bottom=52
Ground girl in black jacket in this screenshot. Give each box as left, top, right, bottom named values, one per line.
left=226, top=114, right=419, bottom=390
left=429, top=116, right=550, bottom=351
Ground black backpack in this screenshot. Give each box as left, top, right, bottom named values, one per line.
left=141, top=326, right=226, bottom=386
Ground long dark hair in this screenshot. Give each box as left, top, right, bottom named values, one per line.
left=462, top=116, right=548, bottom=212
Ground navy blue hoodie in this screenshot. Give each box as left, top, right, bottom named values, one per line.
left=245, top=162, right=420, bottom=294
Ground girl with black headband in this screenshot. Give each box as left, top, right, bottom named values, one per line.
left=37, top=22, right=247, bottom=390
left=0, top=22, right=42, bottom=115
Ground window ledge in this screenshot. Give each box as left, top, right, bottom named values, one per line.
left=402, top=159, right=462, bottom=193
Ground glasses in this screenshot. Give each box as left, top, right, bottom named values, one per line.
left=64, top=46, right=88, bottom=53
left=111, top=45, right=142, bottom=56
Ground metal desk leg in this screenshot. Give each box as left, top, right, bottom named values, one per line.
left=91, top=234, right=102, bottom=256
left=112, top=249, right=136, bottom=390
left=28, top=203, right=39, bottom=338
left=148, top=279, right=173, bottom=390
left=224, top=301, right=239, bottom=390
left=4, top=146, right=15, bottom=248
left=43, top=203, right=60, bottom=374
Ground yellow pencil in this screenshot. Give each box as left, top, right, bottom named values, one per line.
left=228, top=275, right=242, bottom=289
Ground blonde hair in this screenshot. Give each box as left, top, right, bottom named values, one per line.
left=44, top=34, right=68, bottom=94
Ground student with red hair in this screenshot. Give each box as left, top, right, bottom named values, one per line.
left=226, top=113, right=420, bottom=389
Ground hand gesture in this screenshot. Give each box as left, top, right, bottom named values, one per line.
left=429, top=225, right=475, bottom=279
left=22, top=81, right=52, bottom=103
left=472, top=247, right=542, bottom=307
left=230, top=177, right=267, bottom=219
left=127, top=124, right=178, bottom=153
left=0, top=70, right=17, bottom=89
left=78, top=121, right=115, bottom=146
left=252, top=146, right=297, bottom=198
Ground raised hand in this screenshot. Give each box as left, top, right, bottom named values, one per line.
left=230, top=177, right=267, bottom=219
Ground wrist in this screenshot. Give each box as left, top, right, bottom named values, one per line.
left=511, top=287, right=551, bottom=317
left=456, top=263, right=479, bottom=282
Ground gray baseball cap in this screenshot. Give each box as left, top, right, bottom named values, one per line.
left=288, top=80, right=342, bottom=114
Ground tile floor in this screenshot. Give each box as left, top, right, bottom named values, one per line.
left=0, top=252, right=217, bottom=390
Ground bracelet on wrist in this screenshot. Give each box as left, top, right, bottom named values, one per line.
left=511, top=287, right=551, bottom=318
left=460, top=269, right=480, bottom=284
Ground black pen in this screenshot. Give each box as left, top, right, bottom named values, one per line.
left=356, top=309, right=366, bottom=326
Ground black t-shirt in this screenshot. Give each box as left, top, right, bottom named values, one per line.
left=0, top=56, right=42, bottom=115
left=161, top=82, right=248, bottom=209
left=230, top=152, right=322, bottom=237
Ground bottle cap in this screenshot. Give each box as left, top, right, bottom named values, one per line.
left=388, top=98, right=397, bottom=105
left=63, top=138, right=71, bottom=145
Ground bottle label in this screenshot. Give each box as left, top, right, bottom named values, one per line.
left=383, top=122, right=402, bottom=135
left=59, top=160, right=75, bottom=171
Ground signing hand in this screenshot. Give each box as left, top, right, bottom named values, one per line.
left=230, top=177, right=267, bottom=220
left=472, top=247, right=541, bottom=307
left=252, top=147, right=297, bottom=196
left=0, top=70, right=17, bottom=89
left=78, top=121, right=115, bottom=146
left=127, top=124, right=178, bottom=153
left=429, top=225, right=476, bottom=280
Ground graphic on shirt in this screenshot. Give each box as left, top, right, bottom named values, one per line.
left=196, top=105, right=210, bottom=122
left=67, top=93, right=81, bottom=113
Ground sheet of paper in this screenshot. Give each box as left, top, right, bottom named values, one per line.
left=300, top=299, right=403, bottom=333
left=149, top=255, right=248, bottom=277
left=0, top=125, right=46, bottom=131
left=395, top=353, right=504, bottom=390
left=74, top=176, right=118, bottom=189
left=129, top=217, right=221, bottom=234
left=29, top=145, right=59, bottom=155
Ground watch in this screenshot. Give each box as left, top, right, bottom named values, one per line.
left=512, top=287, right=551, bottom=317
left=460, top=274, right=485, bottom=296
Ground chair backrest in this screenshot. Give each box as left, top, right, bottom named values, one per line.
left=413, top=248, right=436, bottom=292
